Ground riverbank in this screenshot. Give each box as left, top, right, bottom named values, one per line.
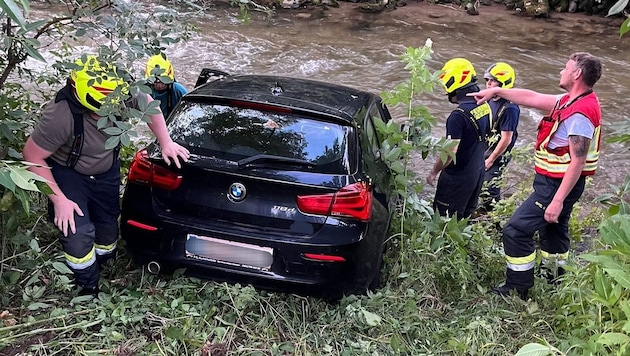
left=281, top=0, right=626, bottom=38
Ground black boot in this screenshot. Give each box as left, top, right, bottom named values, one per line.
left=491, top=284, right=528, bottom=300
left=491, top=268, right=533, bottom=300
left=78, top=286, right=100, bottom=299
left=539, top=265, right=566, bottom=285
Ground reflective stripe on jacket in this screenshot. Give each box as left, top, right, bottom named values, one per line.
left=534, top=91, right=601, bottom=178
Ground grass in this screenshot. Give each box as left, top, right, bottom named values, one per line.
left=0, top=218, right=585, bottom=355
left=1, top=145, right=609, bottom=355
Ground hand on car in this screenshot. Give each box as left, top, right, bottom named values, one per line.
left=161, top=141, right=190, bottom=169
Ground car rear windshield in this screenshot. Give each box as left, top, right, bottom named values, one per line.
left=168, top=102, right=351, bottom=174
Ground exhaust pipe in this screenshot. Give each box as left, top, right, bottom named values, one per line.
left=147, top=261, right=161, bottom=275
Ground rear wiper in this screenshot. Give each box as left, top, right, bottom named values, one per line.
left=237, top=155, right=314, bottom=169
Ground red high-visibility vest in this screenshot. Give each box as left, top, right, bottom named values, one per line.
left=534, top=91, right=601, bottom=178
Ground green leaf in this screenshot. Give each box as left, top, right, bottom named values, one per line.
left=13, top=187, right=29, bottom=213
left=513, top=343, right=553, bottom=356
left=597, top=332, right=630, bottom=346
left=29, top=237, right=41, bottom=253
left=600, top=216, right=630, bottom=248
left=52, top=262, right=72, bottom=274
left=593, top=193, right=615, bottom=203
left=102, top=127, right=123, bottom=136
left=621, top=16, right=630, bottom=37
left=0, top=169, right=16, bottom=192
left=2, top=271, right=21, bottom=285
left=105, top=136, right=120, bottom=150
left=97, top=117, right=109, bottom=130
left=9, top=168, right=38, bottom=191
left=165, top=327, right=186, bottom=340
left=593, top=268, right=611, bottom=300
left=579, top=253, right=623, bottom=270
left=16, top=19, right=47, bottom=35
left=27, top=302, right=51, bottom=310
left=603, top=268, right=630, bottom=289
left=360, top=309, right=382, bottom=326
left=18, top=0, right=29, bottom=13
left=121, top=133, right=131, bottom=147
left=385, top=146, right=402, bottom=161
left=21, top=40, right=45, bottom=62
left=10, top=232, right=30, bottom=245
left=608, top=0, right=629, bottom=16
left=0, top=0, right=27, bottom=28
left=35, top=181, right=53, bottom=195
left=128, top=108, right=144, bottom=119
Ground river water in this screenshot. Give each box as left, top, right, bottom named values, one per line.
left=32, top=2, right=630, bottom=199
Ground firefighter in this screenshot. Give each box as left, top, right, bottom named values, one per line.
left=426, top=58, right=491, bottom=220
left=470, top=52, right=602, bottom=299
left=145, top=54, right=188, bottom=118
left=481, top=62, right=521, bottom=211
left=22, top=55, right=190, bottom=298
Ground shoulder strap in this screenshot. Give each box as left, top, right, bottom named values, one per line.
left=455, top=107, right=484, bottom=142
left=55, top=85, right=86, bottom=169
left=492, top=101, right=512, bottom=130
left=491, top=101, right=510, bottom=132
left=167, top=87, right=173, bottom=115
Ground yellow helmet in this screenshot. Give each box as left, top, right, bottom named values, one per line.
left=439, top=58, right=477, bottom=94
left=145, top=54, right=175, bottom=82
left=70, top=55, right=127, bottom=112
left=484, top=62, right=515, bottom=89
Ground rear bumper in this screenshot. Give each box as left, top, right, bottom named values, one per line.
left=120, top=216, right=380, bottom=299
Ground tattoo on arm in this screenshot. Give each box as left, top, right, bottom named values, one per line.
left=570, top=135, right=590, bottom=157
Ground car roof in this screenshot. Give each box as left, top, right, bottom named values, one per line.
left=183, top=74, right=377, bottom=123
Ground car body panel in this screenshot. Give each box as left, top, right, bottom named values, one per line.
left=121, top=71, right=397, bottom=298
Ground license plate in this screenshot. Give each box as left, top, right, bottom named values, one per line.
left=185, top=234, right=273, bottom=271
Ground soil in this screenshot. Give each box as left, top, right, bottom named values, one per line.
left=281, top=0, right=626, bottom=36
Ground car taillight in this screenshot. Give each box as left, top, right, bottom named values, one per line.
left=296, top=182, right=372, bottom=221
left=127, top=150, right=182, bottom=190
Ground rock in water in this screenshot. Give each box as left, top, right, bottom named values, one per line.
left=524, top=0, right=550, bottom=17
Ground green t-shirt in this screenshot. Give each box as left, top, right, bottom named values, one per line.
left=31, top=96, right=137, bottom=175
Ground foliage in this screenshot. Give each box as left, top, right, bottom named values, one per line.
left=0, top=0, right=198, bottom=215
left=607, top=0, right=630, bottom=37
left=229, top=0, right=275, bottom=24
left=377, top=39, right=457, bottom=230
left=593, top=174, right=630, bottom=216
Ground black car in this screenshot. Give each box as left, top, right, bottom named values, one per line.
left=121, top=69, right=398, bottom=299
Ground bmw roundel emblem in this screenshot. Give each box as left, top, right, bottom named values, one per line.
left=228, top=182, right=247, bottom=202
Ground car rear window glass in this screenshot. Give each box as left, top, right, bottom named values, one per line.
left=168, top=102, right=350, bottom=174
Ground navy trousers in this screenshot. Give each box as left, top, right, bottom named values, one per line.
left=48, top=160, right=120, bottom=289
left=434, top=166, right=485, bottom=220
left=482, top=155, right=511, bottom=210
left=502, top=173, right=585, bottom=291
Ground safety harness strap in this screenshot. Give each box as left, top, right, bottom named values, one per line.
left=455, top=107, right=485, bottom=142
left=55, top=84, right=122, bottom=170
left=492, top=101, right=510, bottom=133
left=55, top=85, right=86, bottom=169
